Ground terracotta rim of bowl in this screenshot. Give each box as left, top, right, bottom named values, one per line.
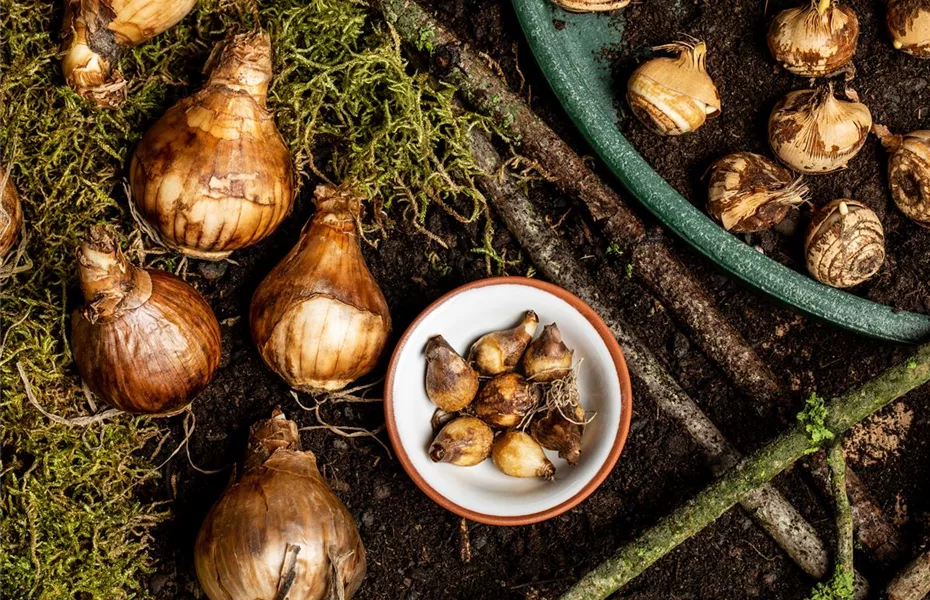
left=383, top=276, right=633, bottom=526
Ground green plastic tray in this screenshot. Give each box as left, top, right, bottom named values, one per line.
left=512, top=0, right=930, bottom=344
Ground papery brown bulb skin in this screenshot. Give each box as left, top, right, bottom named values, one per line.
left=468, top=310, right=538, bottom=375
left=475, top=373, right=537, bottom=428
left=626, top=41, right=721, bottom=136
left=425, top=335, right=479, bottom=411
left=531, top=409, right=584, bottom=466
left=428, top=417, right=493, bottom=466
left=492, top=431, right=555, bottom=479
left=522, top=324, right=573, bottom=382
left=875, top=127, right=930, bottom=227
left=250, top=184, right=391, bottom=392
left=551, top=0, right=630, bottom=12
left=887, top=0, right=930, bottom=58
left=130, top=32, right=294, bottom=260
left=805, top=199, right=885, bottom=288
left=767, top=0, right=859, bottom=77
left=707, top=152, right=809, bottom=233
left=195, top=410, right=366, bottom=600
left=61, top=0, right=197, bottom=106
left=0, top=167, right=23, bottom=260
left=769, top=87, right=871, bottom=174
left=70, top=226, right=221, bottom=414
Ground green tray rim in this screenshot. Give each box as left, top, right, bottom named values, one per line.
left=511, top=0, right=930, bottom=344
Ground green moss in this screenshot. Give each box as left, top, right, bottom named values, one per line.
left=805, top=565, right=854, bottom=600
left=416, top=26, right=436, bottom=51
left=1, top=0, right=497, bottom=596
left=797, top=393, right=835, bottom=452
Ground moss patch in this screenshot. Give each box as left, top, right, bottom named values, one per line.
left=1, top=0, right=494, bottom=595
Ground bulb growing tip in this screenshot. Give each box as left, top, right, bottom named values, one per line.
left=206, top=31, right=273, bottom=103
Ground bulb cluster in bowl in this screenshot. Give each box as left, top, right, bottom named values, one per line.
left=424, top=310, right=593, bottom=480
left=617, top=0, right=930, bottom=290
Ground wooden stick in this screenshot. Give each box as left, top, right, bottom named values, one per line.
left=887, top=550, right=930, bottom=600
left=378, top=0, right=781, bottom=402
left=556, top=351, right=930, bottom=600
left=808, top=450, right=904, bottom=568
left=468, top=128, right=832, bottom=580
left=828, top=442, right=854, bottom=587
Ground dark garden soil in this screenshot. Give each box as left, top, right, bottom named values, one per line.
left=149, top=1, right=930, bottom=599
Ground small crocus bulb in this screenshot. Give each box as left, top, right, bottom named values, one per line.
left=873, top=125, right=930, bottom=228
left=425, top=335, right=479, bottom=411
left=805, top=199, right=885, bottom=288
left=531, top=405, right=585, bottom=466
left=767, top=0, right=859, bottom=77
left=475, top=373, right=538, bottom=428
left=626, top=40, right=721, bottom=136
left=492, top=431, right=555, bottom=479
left=428, top=417, right=494, bottom=467
left=887, top=0, right=930, bottom=58
left=522, top=323, right=573, bottom=382
left=468, top=311, right=538, bottom=375
left=707, top=152, right=809, bottom=233
left=768, top=86, right=871, bottom=174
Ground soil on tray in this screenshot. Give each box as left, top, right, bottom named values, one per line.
left=148, top=2, right=930, bottom=600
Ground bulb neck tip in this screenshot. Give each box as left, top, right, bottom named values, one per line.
left=206, top=32, right=273, bottom=104
left=245, top=410, right=302, bottom=469
left=76, top=226, right=133, bottom=305
left=312, top=184, right=363, bottom=223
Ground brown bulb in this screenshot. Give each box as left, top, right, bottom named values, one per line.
left=522, top=323, right=573, bottom=382
left=425, top=335, right=479, bottom=411
left=805, top=200, right=885, bottom=288
left=468, top=310, right=538, bottom=375
left=767, top=0, right=859, bottom=77
left=428, top=417, right=494, bottom=466
left=0, top=166, right=23, bottom=261
left=474, top=373, right=538, bottom=428
left=70, top=226, right=221, bottom=414
left=531, top=403, right=585, bottom=466
left=195, top=409, right=366, bottom=600
left=492, top=431, right=555, bottom=479
left=130, top=32, right=294, bottom=260
left=251, top=184, right=391, bottom=392
left=61, top=0, right=197, bottom=106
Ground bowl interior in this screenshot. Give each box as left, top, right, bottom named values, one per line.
left=388, top=281, right=625, bottom=520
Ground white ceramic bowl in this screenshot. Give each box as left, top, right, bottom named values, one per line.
left=384, top=277, right=632, bottom=525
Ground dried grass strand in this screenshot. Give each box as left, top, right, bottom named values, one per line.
left=18, top=362, right=123, bottom=427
